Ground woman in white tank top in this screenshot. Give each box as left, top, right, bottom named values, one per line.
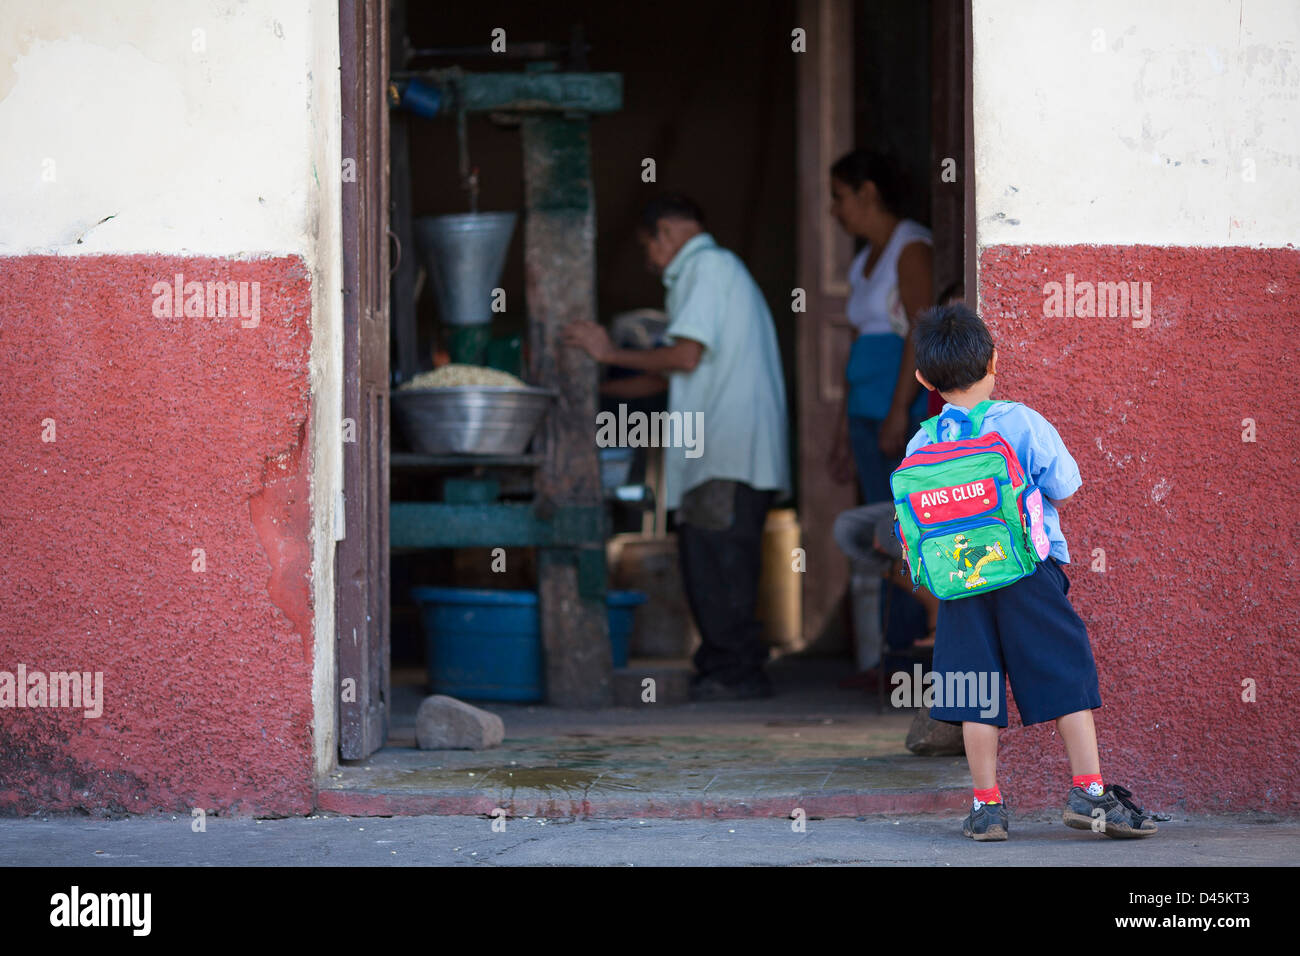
left=826, top=150, right=936, bottom=685
left=826, top=150, right=934, bottom=503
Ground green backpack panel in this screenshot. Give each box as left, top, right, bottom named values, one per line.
left=890, top=400, right=1051, bottom=600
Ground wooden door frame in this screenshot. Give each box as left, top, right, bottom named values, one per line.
left=337, top=0, right=391, bottom=761
left=795, top=0, right=858, bottom=647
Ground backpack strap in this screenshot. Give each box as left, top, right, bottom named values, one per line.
left=965, top=399, right=1000, bottom=434
left=922, top=399, right=1007, bottom=443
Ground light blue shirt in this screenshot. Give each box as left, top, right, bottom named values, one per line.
left=661, top=233, right=790, bottom=510
left=905, top=401, right=1082, bottom=562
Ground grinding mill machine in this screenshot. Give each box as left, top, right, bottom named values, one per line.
left=388, top=61, right=623, bottom=708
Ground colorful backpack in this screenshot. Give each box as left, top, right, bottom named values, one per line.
left=890, top=400, right=1052, bottom=600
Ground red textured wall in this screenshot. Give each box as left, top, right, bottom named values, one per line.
left=979, top=245, right=1300, bottom=814
left=0, top=256, right=315, bottom=816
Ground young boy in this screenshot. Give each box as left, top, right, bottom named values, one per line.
left=907, top=303, right=1160, bottom=841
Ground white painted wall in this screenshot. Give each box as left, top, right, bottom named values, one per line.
left=0, top=0, right=325, bottom=254
left=0, top=0, right=344, bottom=780
left=973, top=0, right=1300, bottom=247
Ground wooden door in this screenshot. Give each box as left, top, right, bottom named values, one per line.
left=930, top=0, right=972, bottom=300
left=337, top=0, right=391, bottom=760
left=795, top=0, right=857, bottom=646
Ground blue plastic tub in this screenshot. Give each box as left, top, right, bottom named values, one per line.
left=411, top=587, right=647, bottom=702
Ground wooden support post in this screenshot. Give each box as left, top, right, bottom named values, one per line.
left=522, top=115, right=612, bottom=707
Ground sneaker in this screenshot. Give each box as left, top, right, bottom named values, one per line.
left=962, top=800, right=1009, bottom=841
left=1063, top=784, right=1159, bottom=838
left=688, top=673, right=774, bottom=702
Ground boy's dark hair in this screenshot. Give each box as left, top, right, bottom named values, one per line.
left=639, top=192, right=705, bottom=234
left=914, top=303, right=995, bottom=393
left=829, top=149, right=903, bottom=215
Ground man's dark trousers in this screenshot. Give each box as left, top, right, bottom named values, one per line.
left=676, top=480, right=776, bottom=686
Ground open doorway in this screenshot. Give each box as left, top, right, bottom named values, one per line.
left=332, top=0, right=975, bottom=814
left=795, top=0, right=973, bottom=656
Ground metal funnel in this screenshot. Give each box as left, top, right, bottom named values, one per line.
left=415, top=212, right=517, bottom=326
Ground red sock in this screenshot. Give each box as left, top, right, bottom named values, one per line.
left=1073, top=773, right=1103, bottom=796
left=973, top=785, right=1002, bottom=806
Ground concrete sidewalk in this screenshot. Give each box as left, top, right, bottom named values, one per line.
left=3, top=814, right=1296, bottom=866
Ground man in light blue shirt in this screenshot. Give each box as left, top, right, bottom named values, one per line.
left=564, top=193, right=789, bottom=700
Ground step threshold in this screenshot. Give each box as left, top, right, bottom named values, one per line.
left=318, top=752, right=970, bottom=820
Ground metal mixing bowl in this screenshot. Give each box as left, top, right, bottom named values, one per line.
left=391, top=385, right=555, bottom=456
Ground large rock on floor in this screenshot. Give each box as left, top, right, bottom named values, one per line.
left=905, top=707, right=966, bottom=756
left=415, top=695, right=505, bottom=751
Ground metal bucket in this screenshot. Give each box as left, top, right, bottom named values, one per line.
left=414, top=212, right=517, bottom=326
left=391, top=385, right=553, bottom=455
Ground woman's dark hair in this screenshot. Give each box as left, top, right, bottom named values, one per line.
left=913, top=303, right=995, bottom=392
left=830, top=149, right=903, bottom=214
left=639, top=192, right=706, bottom=234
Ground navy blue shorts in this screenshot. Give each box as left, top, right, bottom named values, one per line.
left=929, top=557, right=1101, bottom=728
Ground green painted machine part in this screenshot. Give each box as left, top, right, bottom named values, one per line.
left=452, top=71, right=622, bottom=115
left=390, top=501, right=607, bottom=599
left=446, top=324, right=491, bottom=365
left=442, top=478, right=499, bottom=504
